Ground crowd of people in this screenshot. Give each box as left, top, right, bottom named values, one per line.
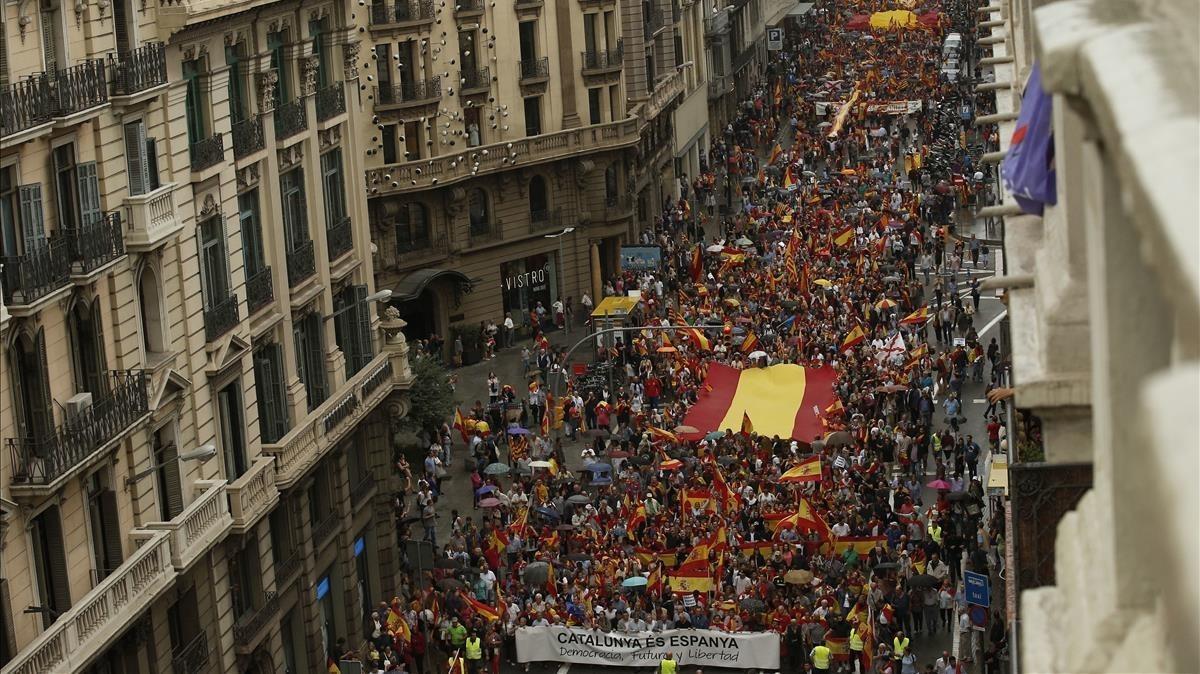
left=343, top=1, right=1015, bottom=673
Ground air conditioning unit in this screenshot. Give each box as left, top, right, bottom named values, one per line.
left=65, top=392, right=94, bottom=421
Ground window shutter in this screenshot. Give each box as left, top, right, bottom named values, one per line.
left=255, top=347, right=287, bottom=443
left=76, top=161, right=101, bottom=228
left=293, top=323, right=308, bottom=393
left=124, top=121, right=149, bottom=196
left=306, top=315, right=327, bottom=406
left=145, top=138, right=161, bottom=191
left=18, top=184, right=46, bottom=250
left=353, top=285, right=374, bottom=372
left=90, top=301, right=110, bottom=396
left=0, top=25, right=10, bottom=87
left=44, top=510, right=72, bottom=615
left=271, top=344, right=290, bottom=437
left=159, top=443, right=184, bottom=519
left=32, top=328, right=54, bottom=441
left=332, top=291, right=349, bottom=372
left=98, top=489, right=124, bottom=576
left=40, top=12, right=57, bottom=73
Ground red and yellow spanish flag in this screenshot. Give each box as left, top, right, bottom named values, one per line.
left=783, top=165, right=797, bottom=189
left=685, top=327, right=712, bottom=351
left=668, top=567, right=715, bottom=593
left=779, top=455, right=822, bottom=483
left=460, top=591, right=501, bottom=622
left=840, top=325, right=867, bottom=352
left=647, top=564, right=664, bottom=595
left=833, top=226, right=856, bottom=247
left=768, top=142, right=783, bottom=165
left=682, top=488, right=715, bottom=513
left=899, top=305, right=931, bottom=325
left=689, top=244, right=704, bottom=281
left=680, top=363, right=837, bottom=441
left=453, top=408, right=469, bottom=442
left=772, top=499, right=830, bottom=540
left=540, top=393, right=553, bottom=436
left=740, top=411, right=755, bottom=435
left=710, top=464, right=741, bottom=512
left=647, top=426, right=679, bottom=443
left=740, top=332, right=760, bottom=354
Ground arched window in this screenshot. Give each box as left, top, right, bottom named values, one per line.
left=529, top=176, right=548, bottom=222
left=396, top=202, right=430, bottom=252
left=468, top=188, right=490, bottom=234
left=605, top=164, right=619, bottom=204
left=138, top=267, right=167, bottom=356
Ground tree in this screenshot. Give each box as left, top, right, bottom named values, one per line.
left=400, top=354, right=455, bottom=437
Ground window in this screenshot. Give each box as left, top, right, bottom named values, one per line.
left=52, top=143, right=77, bottom=230
left=293, top=312, right=328, bottom=410
left=39, top=0, right=65, bottom=73
left=281, top=609, right=304, bottom=673
left=198, top=215, right=230, bottom=307
left=280, top=168, right=309, bottom=251
left=458, top=30, right=477, bottom=73
left=321, top=149, right=347, bottom=229
left=238, top=189, right=266, bottom=277
left=152, top=424, right=183, bottom=521
left=112, top=0, right=133, bottom=55
left=645, top=54, right=656, bottom=87
left=253, top=343, right=289, bottom=444
left=217, top=381, right=248, bottom=479
left=518, top=21, right=536, bottom=62
left=523, top=96, right=542, bottom=136
left=230, top=538, right=261, bottom=620
left=353, top=531, right=374, bottom=622
left=68, top=298, right=108, bottom=396
left=394, top=202, right=430, bottom=252
left=605, top=163, right=619, bottom=202
left=138, top=267, right=167, bottom=356
left=529, top=175, right=548, bottom=220
left=268, top=31, right=291, bottom=103
left=675, top=34, right=685, bottom=68
left=375, top=44, right=391, bottom=89
left=588, top=88, right=602, bottom=125
left=334, top=285, right=374, bottom=376
left=381, top=124, right=398, bottom=163
left=584, top=14, right=598, bottom=55
left=610, top=85, right=622, bottom=124
left=310, top=18, right=332, bottom=90
left=123, top=119, right=160, bottom=196
left=182, top=59, right=207, bottom=145
left=468, top=188, right=490, bottom=234
left=8, top=329, right=53, bottom=443
left=403, top=121, right=421, bottom=161
left=30, top=506, right=70, bottom=627
left=85, top=471, right=123, bottom=582
left=166, top=587, right=199, bottom=656
left=226, top=43, right=248, bottom=123
left=307, top=469, right=332, bottom=530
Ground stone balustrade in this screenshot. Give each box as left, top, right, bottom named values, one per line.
left=227, top=458, right=278, bottom=533
left=143, top=480, right=232, bottom=571
left=123, top=183, right=182, bottom=252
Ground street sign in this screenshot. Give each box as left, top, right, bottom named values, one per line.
left=968, top=605, right=988, bottom=630
left=964, top=570, right=990, bottom=607
left=767, top=28, right=784, bottom=51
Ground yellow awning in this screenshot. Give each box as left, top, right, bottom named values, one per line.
left=591, top=296, right=641, bottom=318
left=987, top=460, right=1009, bottom=494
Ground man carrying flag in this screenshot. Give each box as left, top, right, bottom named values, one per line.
left=689, top=244, right=704, bottom=282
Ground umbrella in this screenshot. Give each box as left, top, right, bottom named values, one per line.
left=438, top=578, right=466, bottom=591
left=584, top=463, right=612, bottom=473
left=621, top=576, right=648, bottom=588
left=706, top=244, right=725, bottom=253
left=626, top=455, right=650, bottom=466
left=813, top=279, right=833, bottom=288
left=479, top=497, right=503, bottom=508
left=823, top=431, right=853, bottom=446
left=535, top=506, right=559, bottom=517
left=484, top=463, right=510, bottom=475
left=475, top=485, right=497, bottom=495
left=739, top=598, right=766, bottom=612
left=735, top=237, right=754, bottom=247
left=926, top=479, right=952, bottom=490
left=659, top=459, right=684, bottom=471
left=717, top=455, right=739, bottom=466
left=947, top=491, right=974, bottom=502
left=785, top=569, right=814, bottom=585
left=875, top=299, right=898, bottom=310
left=529, top=460, right=552, bottom=469
left=705, top=431, right=725, bottom=441
left=873, top=562, right=899, bottom=571
left=748, top=350, right=768, bottom=359
left=656, top=345, right=677, bottom=353
left=608, top=450, right=631, bottom=459
left=567, top=494, right=592, bottom=505
left=875, top=384, right=907, bottom=394
left=510, top=463, right=532, bottom=476
left=673, top=425, right=700, bottom=434
left=817, top=121, right=834, bottom=128
left=554, top=523, right=575, bottom=531
left=507, top=427, right=530, bottom=435
left=585, top=428, right=611, bottom=438
left=840, top=168, right=857, bottom=176
left=908, top=574, right=940, bottom=589
left=436, top=557, right=465, bottom=569
left=523, top=562, right=550, bottom=584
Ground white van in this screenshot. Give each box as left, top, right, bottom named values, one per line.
left=942, top=33, right=963, bottom=59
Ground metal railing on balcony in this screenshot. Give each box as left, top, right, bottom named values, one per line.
left=316, top=82, right=346, bottom=121
left=375, top=77, right=442, bottom=106
left=274, top=98, right=308, bottom=140
left=529, top=207, right=566, bottom=233
left=459, top=67, right=491, bottom=92
left=368, top=0, right=436, bottom=25
left=351, top=471, right=377, bottom=508
left=274, top=549, right=302, bottom=585
left=286, top=240, right=317, bottom=286
left=454, top=0, right=484, bottom=13
left=232, top=116, right=265, bottom=158
left=54, top=59, right=109, bottom=116
left=7, top=370, right=149, bottom=486
left=246, top=266, right=274, bottom=314
left=189, top=133, right=224, bottom=171
left=111, top=43, right=168, bottom=96
left=312, top=511, right=341, bottom=547
left=65, top=212, right=125, bottom=275
left=644, top=9, right=665, bottom=38
left=326, top=216, right=353, bottom=261
left=172, top=632, right=210, bottom=674
left=581, top=41, right=625, bottom=72
left=1, top=75, right=54, bottom=137
left=708, top=74, right=732, bottom=99
left=233, top=591, right=280, bottom=648
left=518, top=57, right=550, bottom=82
left=203, top=292, right=239, bottom=342
left=0, top=236, right=71, bottom=306
left=468, top=223, right=502, bottom=245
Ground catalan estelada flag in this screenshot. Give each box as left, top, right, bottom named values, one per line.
left=900, top=306, right=931, bottom=325
left=840, top=325, right=867, bottom=352
left=779, top=455, right=822, bottom=483
left=680, top=363, right=837, bottom=441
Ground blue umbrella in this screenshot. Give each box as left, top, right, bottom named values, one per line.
left=621, top=576, right=648, bottom=588
left=475, top=485, right=497, bottom=495
left=507, top=426, right=531, bottom=435
left=583, top=463, right=612, bottom=473
left=705, top=431, right=724, bottom=441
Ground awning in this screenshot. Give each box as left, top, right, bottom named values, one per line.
left=590, top=295, right=641, bottom=318
left=392, top=268, right=472, bottom=302
left=789, top=2, right=814, bottom=16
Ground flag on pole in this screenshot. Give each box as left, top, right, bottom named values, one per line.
left=453, top=408, right=469, bottom=442
left=740, top=411, right=754, bottom=435
left=779, top=455, right=823, bottom=483
left=899, top=306, right=931, bottom=325
left=833, top=226, right=856, bottom=247
left=840, top=325, right=867, bottom=352
left=689, top=245, right=704, bottom=282
left=740, top=332, right=760, bottom=354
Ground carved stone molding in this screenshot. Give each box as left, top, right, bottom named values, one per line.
left=302, top=55, right=320, bottom=96
left=343, top=41, right=361, bottom=81
left=318, top=125, right=342, bottom=149
left=278, top=144, right=304, bottom=170
left=256, top=69, right=278, bottom=113
left=236, top=164, right=260, bottom=191
left=199, top=194, right=220, bottom=219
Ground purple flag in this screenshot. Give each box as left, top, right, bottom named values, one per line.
left=1001, top=63, right=1056, bottom=215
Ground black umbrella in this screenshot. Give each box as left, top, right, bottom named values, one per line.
left=907, top=573, right=940, bottom=589
left=567, top=494, right=592, bottom=505
left=873, top=562, right=900, bottom=572
left=554, top=523, right=576, bottom=531
left=437, top=578, right=466, bottom=591
left=523, top=561, right=550, bottom=584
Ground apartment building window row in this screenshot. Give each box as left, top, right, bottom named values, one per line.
left=253, top=342, right=290, bottom=444
left=294, top=311, right=328, bottom=410
left=281, top=167, right=316, bottom=285
left=239, top=189, right=273, bottom=313
left=217, top=380, right=249, bottom=480
left=123, top=119, right=162, bottom=196
left=333, top=284, right=374, bottom=376
left=322, top=149, right=352, bottom=261
left=85, top=471, right=123, bottom=583
left=153, top=424, right=185, bottom=520
left=199, top=214, right=239, bottom=341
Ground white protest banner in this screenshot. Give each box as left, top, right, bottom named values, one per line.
left=516, top=625, right=780, bottom=669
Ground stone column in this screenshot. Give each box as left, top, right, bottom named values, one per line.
left=555, top=0, right=581, bottom=129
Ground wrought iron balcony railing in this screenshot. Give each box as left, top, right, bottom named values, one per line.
left=326, top=216, right=353, bottom=261
left=232, top=116, right=265, bottom=158
left=1, top=75, right=54, bottom=137
left=172, top=632, right=210, bottom=674
left=274, top=98, right=308, bottom=140
left=0, top=236, right=71, bottom=306
left=644, top=9, right=665, bottom=38
left=315, top=82, right=346, bottom=121
left=518, top=57, right=550, bottom=82
left=274, top=549, right=302, bottom=585
left=233, top=591, right=280, bottom=647
left=189, top=133, right=225, bottom=171
left=65, top=212, right=125, bottom=275
left=7, top=370, right=149, bottom=486
left=368, top=0, right=436, bottom=25
left=245, top=266, right=274, bottom=314
left=459, top=66, right=491, bottom=92
left=54, top=59, right=109, bottom=116
left=351, top=471, right=377, bottom=508
left=529, top=206, right=565, bottom=233
left=375, top=77, right=442, bottom=106
left=203, top=292, right=240, bottom=342
left=286, top=240, right=317, bottom=285
left=454, top=0, right=484, bottom=13
left=111, top=43, right=167, bottom=96
left=312, top=510, right=341, bottom=547
left=581, top=41, right=625, bottom=72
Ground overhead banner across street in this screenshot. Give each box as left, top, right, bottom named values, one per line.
left=515, top=626, right=781, bottom=669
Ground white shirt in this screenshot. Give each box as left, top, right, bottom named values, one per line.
left=504, top=317, right=514, bottom=329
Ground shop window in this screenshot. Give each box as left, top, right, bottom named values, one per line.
left=468, top=188, right=490, bottom=234
left=529, top=176, right=548, bottom=223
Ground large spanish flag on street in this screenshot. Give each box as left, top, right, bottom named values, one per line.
left=681, top=363, right=837, bottom=441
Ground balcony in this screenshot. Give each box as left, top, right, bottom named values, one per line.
left=581, top=41, right=624, bottom=74
left=171, top=632, right=209, bottom=674
left=518, top=57, right=550, bottom=83
left=189, top=133, right=224, bottom=172
left=316, top=82, right=346, bottom=121
left=0, top=532, right=176, bottom=674
left=262, top=352, right=402, bottom=488
left=233, top=591, right=280, bottom=653
left=468, top=224, right=502, bottom=246
left=274, top=549, right=302, bottom=586
left=143, top=480, right=232, bottom=571
left=227, top=457, right=278, bottom=533
left=312, top=510, right=341, bottom=548
left=53, top=60, right=109, bottom=118
left=65, top=213, right=125, bottom=278
left=643, top=68, right=685, bottom=121
left=454, top=0, right=484, bottom=15
left=7, top=370, right=149, bottom=494
left=203, top=292, right=239, bottom=342
left=368, top=0, right=436, bottom=27
left=122, top=183, right=182, bottom=251
left=514, top=0, right=543, bottom=9
left=274, top=98, right=308, bottom=140
left=459, top=67, right=491, bottom=93
left=245, top=266, right=275, bottom=314
left=232, top=116, right=265, bottom=159
left=375, top=77, right=442, bottom=110
left=529, top=206, right=565, bottom=233
left=604, top=193, right=634, bottom=221
left=644, top=9, right=665, bottom=38
left=732, top=41, right=758, bottom=73
left=286, top=240, right=317, bottom=286
left=1, top=75, right=54, bottom=141
left=366, top=116, right=641, bottom=193
left=708, top=74, right=732, bottom=100
left=110, top=43, right=168, bottom=98
left=351, top=470, right=377, bottom=508
left=326, top=216, right=354, bottom=261
left=0, top=236, right=71, bottom=309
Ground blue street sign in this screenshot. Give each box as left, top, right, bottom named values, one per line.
left=964, top=570, right=990, bottom=607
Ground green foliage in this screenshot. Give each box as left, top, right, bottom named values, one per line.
left=401, top=354, right=455, bottom=436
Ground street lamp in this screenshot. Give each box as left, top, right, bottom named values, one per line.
left=543, top=227, right=576, bottom=331
left=124, top=444, right=217, bottom=487
left=325, top=288, right=394, bottom=321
